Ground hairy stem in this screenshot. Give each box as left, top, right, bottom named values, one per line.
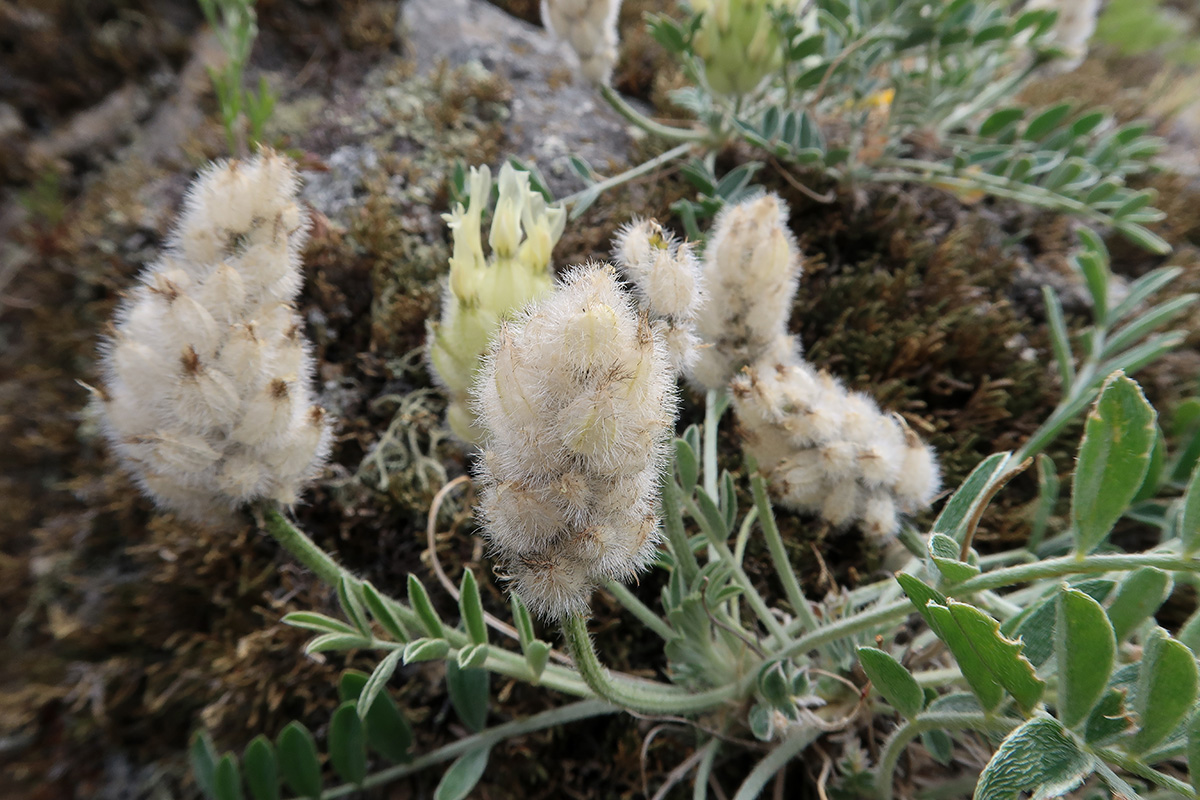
left=561, top=613, right=746, bottom=714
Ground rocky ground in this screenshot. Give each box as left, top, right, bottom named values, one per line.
left=2, top=0, right=1199, bottom=798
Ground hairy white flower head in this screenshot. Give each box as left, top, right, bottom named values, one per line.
left=473, top=263, right=677, bottom=619
left=94, top=150, right=333, bottom=524
left=428, top=163, right=566, bottom=443
left=1027, top=0, right=1101, bottom=71
left=541, top=0, right=623, bottom=85
left=692, top=193, right=802, bottom=390
left=732, top=347, right=940, bottom=539
left=612, top=218, right=706, bottom=375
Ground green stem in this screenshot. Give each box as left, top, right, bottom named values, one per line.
left=560, top=142, right=695, bottom=217
left=731, top=728, right=821, bottom=800
left=686, top=496, right=791, bottom=644
left=561, top=613, right=745, bottom=714
left=875, top=712, right=1018, bottom=800
left=311, top=699, right=616, bottom=799
left=751, top=474, right=819, bottom=635
left=703, top=389, right=721, bottom=501
left=261, top=505, right=345, bottom=586
left=1093, top=747, right=1198, bottom=798
left=692, top=738, right=721, bottom=800
left=599, top=85, right=709, bottom=143
left=663, top=478, right=701, bottom=585
left=776, top=599, right=913, bottom=661
left=953, top=552, right=1200, bottom=594
left=605, top=580, right=676, bottom=641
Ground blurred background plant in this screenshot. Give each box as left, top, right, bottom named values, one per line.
left=199, top=0, right=276, bottom=154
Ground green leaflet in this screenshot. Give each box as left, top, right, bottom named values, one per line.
left=1071, top=372, right=1157, bottom=553
left=857, top=647, right=924, bottom=719
left=926, top=601, right=1044, bottom=714
left=1054, top=587, right=1115, bottom=729
left=975, top=716, right=1095, bottom=800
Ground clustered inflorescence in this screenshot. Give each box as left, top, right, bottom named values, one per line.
left=540, top=0, right=623, bottom=85
left=694, top=193, right=941, bottom=539
left=611, top=218, right=707, bottom=375
left=95, top=150, right=332, bottom=524
left=472, top=264, right=676, bottom=620
left=427, top=163, right=566, bottom=444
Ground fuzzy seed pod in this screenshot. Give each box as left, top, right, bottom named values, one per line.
left=473, top=263, right=676, bottom=620
left=732, top=347, right=940, bottom=540
left=94, top=150, right=333, bottom=524
left=691, top=193, right=803, bottom=391
left=427, top=163, right=567, bottom=444
left=540, top=0, right=623, bottom=85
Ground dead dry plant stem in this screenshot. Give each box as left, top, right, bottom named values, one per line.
left=425, top=474, right=575, bottom=665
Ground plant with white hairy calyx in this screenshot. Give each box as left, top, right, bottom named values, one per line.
left=611, top=217, right=706, bottom=376
left=472, top=263, right=677, bottom=620
left=427, top=162, right=567, bottom=445
left=691, top=192, right=803, bottom=391
left=541, top=0, right=623, bottom=86
left=93, top=149, right=332, bottom=524
left=731, top=348, right=941, bottom=539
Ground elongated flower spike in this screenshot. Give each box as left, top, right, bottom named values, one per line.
left=472, top=263, right=677, bottom=619
left=731, top=349, right=940, bottom=539
left=427, top=162, right=567, bottom=444
left=692, top=192, right=803, bottom=391
left=541, top=0, right=623, bottom=86
left=95, top=149, right=333, bottom=524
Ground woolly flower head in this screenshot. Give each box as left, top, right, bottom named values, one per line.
left=427, top=163, right=566, bottom=443
left=692, top=192, right=802, bottom=390
left=541, top=0, right=623, bottom=85
left=472, top=263, right=677, bottom=620
left=612, top=218, right=706, bottom=375
left=732, top=349, right=940, bottom=540
left=1026, top=0, right=1100, bottom=70
left=94, top=150, right=333, bottom=524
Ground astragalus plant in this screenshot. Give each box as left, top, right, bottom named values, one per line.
left=100, top=151, right=1195, bottom=796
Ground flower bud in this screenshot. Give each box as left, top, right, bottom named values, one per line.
left=541, top=0, right=622, bottom=85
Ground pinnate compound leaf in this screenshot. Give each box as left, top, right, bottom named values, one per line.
left=446, top=660, right=489, bottom=733
left=277, top=722, right=322, bottom=799
left=214, top=754, right=244, bottom=800
left=927, top=533, right=980, bottom=583
left=927, top=601, right=1044, bottom=714
left=329, top=702, right=367, bottom=785
left=191, top=731, right=219, bottom=800
left=435, top=746, right=491, bottom=800
left=243, top=736, right=279, bottom=800
left=338, top=670, right=413, bottom=764
left=1055, top=587, right=1115, bottom=728
left=1105, top=567, right=1171, bottom=642
left=1071, top=372, right=1157, bottom=553
left=857, top=647, right=923, bottom=719
left=1131, top=628, right=1199, bottom=754
left=974, top=716, right=1095, bottom=800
